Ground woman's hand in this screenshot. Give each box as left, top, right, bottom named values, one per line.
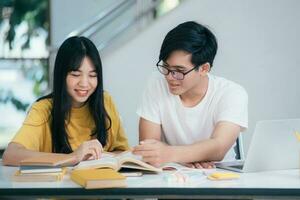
left=71, top=139, right=103, bottom=162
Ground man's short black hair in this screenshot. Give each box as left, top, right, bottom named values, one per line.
left=159, top=21, right=218, bottom=69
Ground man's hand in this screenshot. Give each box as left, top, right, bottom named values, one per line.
left=71, top=139, right=103, bottom=162
left=184, top=161, right=215, bottom=169
left=133, top=139, right=173, bottom=167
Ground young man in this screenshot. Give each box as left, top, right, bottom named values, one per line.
left=133, top=21, right=248, bottom=168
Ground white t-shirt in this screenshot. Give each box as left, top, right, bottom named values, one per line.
left=137, top=73, right=248, bottom=161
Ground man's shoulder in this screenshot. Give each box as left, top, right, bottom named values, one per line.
left=210, top=74, right=247, bottom=94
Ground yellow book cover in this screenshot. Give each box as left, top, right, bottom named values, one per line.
left=12, top=168, right=67, bottom=182
left=74, top=151, right=162, bottom=173
left=71, top=168, right=127, bottom=189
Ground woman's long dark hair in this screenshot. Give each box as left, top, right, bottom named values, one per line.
left=38, top=36, right=111, bottom=153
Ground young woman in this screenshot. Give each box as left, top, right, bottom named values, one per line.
left=3, top=36, right=129, bottom=166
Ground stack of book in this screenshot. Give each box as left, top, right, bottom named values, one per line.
left=70, top=151, right=162, bottom=189
left=13, top=166, right=67, bottom=182
left=12, top=154, right=75, bottom=182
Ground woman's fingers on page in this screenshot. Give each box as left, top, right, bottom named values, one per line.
left=94, top=139, right=103, bottom=150
left=90, top=145, right=100, bottom=160
left=89, top=139, right=103, bottom=159
left=92, top=139, right=103, bottom=150
left=82, top=149, right=95, bottom=161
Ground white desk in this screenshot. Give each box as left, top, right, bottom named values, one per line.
left=1, top=160, right=300, bottom=199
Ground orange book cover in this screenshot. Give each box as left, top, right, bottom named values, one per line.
left=20, top=154, right=76, bottom=167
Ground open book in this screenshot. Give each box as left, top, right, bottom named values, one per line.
left=74, top=151, right=162, bottom=173
left=73, top=151, right=210, bottom=173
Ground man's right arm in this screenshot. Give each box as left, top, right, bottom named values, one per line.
left=136, top=118, right=240, bottom=168
left=136, top=117, right=179, bottom=166
left=139, top=117, right=162, bottom=141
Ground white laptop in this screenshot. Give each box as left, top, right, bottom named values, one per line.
left=216, top=118, right=300, bottom=173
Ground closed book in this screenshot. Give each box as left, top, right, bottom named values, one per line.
left=20, top=165, right=62, bottom=174
left=12, top=168, right=67, bottom=182
left=71, top=168, right=127, bottom=189
left=20, top=154, right=76, bottom=167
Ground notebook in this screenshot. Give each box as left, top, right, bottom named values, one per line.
left=216, top=118, right=300, bottom=172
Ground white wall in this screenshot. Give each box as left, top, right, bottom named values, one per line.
left=103, top=0, right=300, bottom=152
left=50, top=0, right=120, bottom=46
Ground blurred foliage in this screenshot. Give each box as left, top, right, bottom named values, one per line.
left=0, top=0, right=49, bottom=49
left=0, top=89, right=29, bottom=111
left=0, top=0, right=49, bottom=112
left=0, top=59, right=48, bottom=112
left=33, top=60, right=49, bottom=97
left=25, top=59, right=49, bottom=97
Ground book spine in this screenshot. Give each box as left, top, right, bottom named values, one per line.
left=70, top=171, right=86, bottom=188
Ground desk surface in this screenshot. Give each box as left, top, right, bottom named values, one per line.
left=1, top=160, right=300, bottom=199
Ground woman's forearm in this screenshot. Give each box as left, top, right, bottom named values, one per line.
left=2, top=142, right=54, bottom=166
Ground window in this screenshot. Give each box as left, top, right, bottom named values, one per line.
left=0, top=0, right=49, bottom=149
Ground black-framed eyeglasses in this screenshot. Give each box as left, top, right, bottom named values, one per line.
left=156, top=60, right=198, bottom=80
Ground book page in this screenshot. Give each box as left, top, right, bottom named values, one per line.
left=74, top=153, right=119, bottom=170
left=115, top=151, right=162, bottom=172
